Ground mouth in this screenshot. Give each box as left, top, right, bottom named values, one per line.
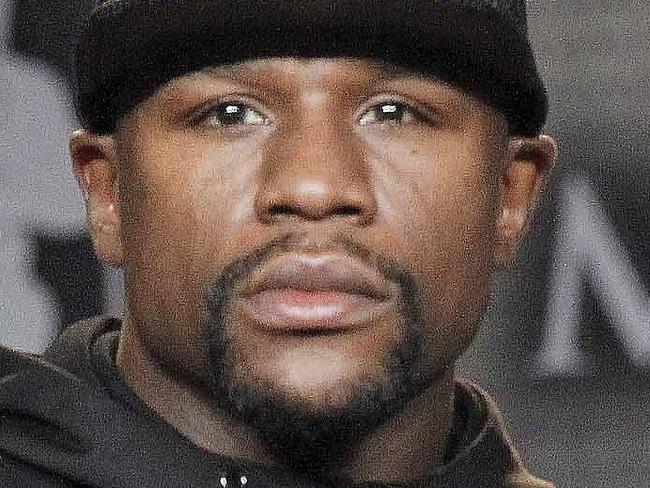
left=236, top=253, right=394, bottom=333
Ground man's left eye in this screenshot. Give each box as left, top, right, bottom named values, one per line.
left=358, top=101, right=424, bottom=126
left=199, top=102, right=269, bottom=127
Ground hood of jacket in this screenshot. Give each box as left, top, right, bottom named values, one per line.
left=0, top=317, right=554, bottom=488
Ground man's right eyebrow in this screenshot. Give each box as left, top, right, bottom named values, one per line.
left=200, top=63, right=254, bottom=77
left=193, top=64, right=290, bottom=100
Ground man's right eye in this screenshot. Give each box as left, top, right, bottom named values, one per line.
left=194, top=102, right=270, bottom=127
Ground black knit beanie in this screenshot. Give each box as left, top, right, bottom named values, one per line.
left=75, top=0, right=548, bottom=136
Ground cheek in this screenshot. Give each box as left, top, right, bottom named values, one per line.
left=371, top=133, right=500, bottom=365
left=119, top=133, right=262, bottom=375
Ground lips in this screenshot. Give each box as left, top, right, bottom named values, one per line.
left=236, top=253, right=394, bottom=333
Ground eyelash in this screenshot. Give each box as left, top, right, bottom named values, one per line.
left=186, top=96, right=271, bottom=128
left=358, top=96, right=439, bottom=127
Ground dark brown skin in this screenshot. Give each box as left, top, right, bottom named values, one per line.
left=70, top=58, right=556, bottom=483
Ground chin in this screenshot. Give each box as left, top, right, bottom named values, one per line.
left=229, top=336, right=381, bottom=409
left=270, top=355, right=384, bottom=415
left=207, top=328, right=427, bottom=449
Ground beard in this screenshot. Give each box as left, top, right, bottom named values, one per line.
left=203, top=234, right=431, bottom=476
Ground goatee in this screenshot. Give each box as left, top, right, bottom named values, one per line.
left=203, top=234, right=430, bottom=476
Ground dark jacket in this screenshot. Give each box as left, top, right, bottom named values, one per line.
left=0, top=318, right=554, bottom=488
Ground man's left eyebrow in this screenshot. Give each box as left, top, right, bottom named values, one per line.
left=367, top=60, right=454, bottom=90
left=366, top=59, right=414, bottom=77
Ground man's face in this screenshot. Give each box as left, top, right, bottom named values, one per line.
left=112, top=57, right=508, bottom=431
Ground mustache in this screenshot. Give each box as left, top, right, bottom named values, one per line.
left=207, top=232, right=418, bottom=306
left=204, top=232, right=423, bottom=336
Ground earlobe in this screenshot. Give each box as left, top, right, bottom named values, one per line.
left=70, top=130, right=124, bottom=267
left=494, top=135, right=557, bottom=266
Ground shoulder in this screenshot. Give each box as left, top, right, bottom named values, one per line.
left=0, top=318, right=134, bottom=488
left=0, top=347, right=85, bottom=488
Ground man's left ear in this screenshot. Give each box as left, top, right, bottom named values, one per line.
left=494, top=134, right=557, bottom=266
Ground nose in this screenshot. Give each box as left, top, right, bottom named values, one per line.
left=254, top=111, right=378, bottom=227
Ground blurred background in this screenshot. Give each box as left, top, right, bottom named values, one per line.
left=0, top=0, right=648, bottom=485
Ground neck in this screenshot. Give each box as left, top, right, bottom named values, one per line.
left=116, top=320, right=455, bottom=483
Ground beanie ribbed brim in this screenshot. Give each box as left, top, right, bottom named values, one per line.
left=75, top=0, right=548, bottom=136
